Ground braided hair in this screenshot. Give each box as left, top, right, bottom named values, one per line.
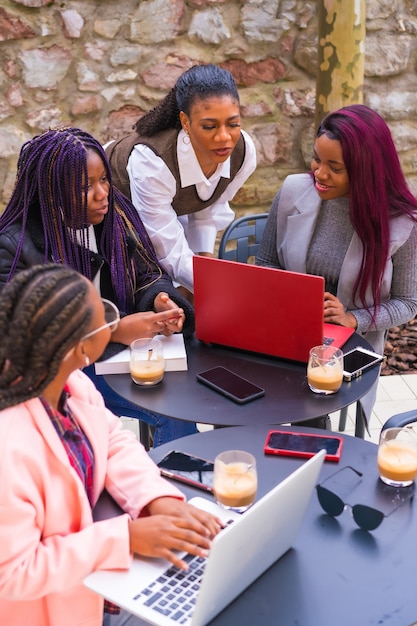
left=0, top=127, right=162, bottom=313
left=0, top=264, right=93, bottom=410
left=134, top=64, right=240, bottom=136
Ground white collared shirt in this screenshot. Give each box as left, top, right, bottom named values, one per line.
left=127, top=128, right=256, bottom=292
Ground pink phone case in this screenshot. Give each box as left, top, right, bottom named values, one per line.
left=264, top=430, right=343, bottom=462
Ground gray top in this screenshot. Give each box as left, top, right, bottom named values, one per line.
left=306, top=197, right=353, bottom=295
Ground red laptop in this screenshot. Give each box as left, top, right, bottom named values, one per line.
left=193, top=256, right=354, bottom=363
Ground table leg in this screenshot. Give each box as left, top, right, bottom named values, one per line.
left=354, top=403, right=365, bottom=439
left=338, top=406, right=348, bottom=431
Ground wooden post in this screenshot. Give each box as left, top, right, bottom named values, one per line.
left=315, top=0, right=366, bottom=129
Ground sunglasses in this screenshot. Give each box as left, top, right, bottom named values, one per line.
left=81, top=298, right=120, bottom=341
left=316, top=466, right=414, bottom=531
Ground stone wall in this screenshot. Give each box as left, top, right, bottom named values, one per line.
left=1, top=0, right=417, bottom=216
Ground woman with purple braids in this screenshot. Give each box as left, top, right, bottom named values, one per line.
left=256, top=104, right=417, bottom=432
left=0, top=127, right=198, bottom=445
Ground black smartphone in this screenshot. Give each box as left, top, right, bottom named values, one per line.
left=196, top=366, right=265, bottom=404
left=157, top=450, right=214, bottom=492
left=264, top=430, right=343, bottom=462
left=343, top=347, right=385, bottom=381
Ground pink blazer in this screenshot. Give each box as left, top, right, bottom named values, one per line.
left=0, top=369, right=184, bottom=626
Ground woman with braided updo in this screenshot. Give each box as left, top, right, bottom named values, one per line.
left=0, top=126, right=197, bottom=445
left=0, top=264, right=222, bottom=626
left=105, top=64, right=257, bottom=301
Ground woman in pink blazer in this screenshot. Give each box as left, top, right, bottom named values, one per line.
left=0, top=264, right=221, bottom=626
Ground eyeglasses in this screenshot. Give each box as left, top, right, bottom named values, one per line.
left=316, top=466, right=414, bottom=531
left=81, top=298, right=120, bottom=341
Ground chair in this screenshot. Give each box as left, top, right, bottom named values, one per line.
left=218, top=213, right=269, bottom=264
left=381, top=409, right=417, bottom=431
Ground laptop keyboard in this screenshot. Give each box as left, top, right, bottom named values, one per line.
left=133, top=519, right=235, bottom=624
left=133, top=552, right=204, bottom=623
left=323, top=336, right=334, bottom=346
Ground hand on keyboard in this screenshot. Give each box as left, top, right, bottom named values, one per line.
left=129, top=497, right=223, bottom=570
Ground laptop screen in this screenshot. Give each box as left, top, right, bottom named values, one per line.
left=193, top=256, right=325, bottom=362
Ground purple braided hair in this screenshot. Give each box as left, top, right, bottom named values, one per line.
left=0, top=127, right=162, bottom=313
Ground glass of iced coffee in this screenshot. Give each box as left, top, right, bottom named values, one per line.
left=213, top=450, right=257, bottom=513
left=307, top=345, right=344, bottom=395
left=377, top=427, right=417, bottom=487
left=130, top=337, right=164, bottom=386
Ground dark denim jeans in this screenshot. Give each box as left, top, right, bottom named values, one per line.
left=84, top=365, right=197, bottom=447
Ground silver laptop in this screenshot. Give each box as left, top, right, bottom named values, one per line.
left=84, top=450, right=325, bottom=626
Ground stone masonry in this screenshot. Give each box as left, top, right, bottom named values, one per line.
left=0, top=0, right=417, bottom=218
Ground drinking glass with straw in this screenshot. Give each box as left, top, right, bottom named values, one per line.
left=130, top=338, right=165, bottom=386
left=307, top=345, right=344, bottom=395
left=213, top=450, right=257, bottom=513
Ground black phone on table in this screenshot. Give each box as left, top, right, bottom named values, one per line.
left=196, top=366, right=265, bottom=404
left=157, top=450, right=214, bottom=492
left=264, top=430, right=343, bottom=462
left=343, top=347, right=385, bottom=381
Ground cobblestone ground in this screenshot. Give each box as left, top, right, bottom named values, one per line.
left=382, top=318, right=417, bottom=376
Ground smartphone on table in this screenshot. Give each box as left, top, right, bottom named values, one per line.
left=157, top=450, right=214, bottom=492
left=343, top=347, right=385, bottom=382
left=264, top=430, right=343, bottom=462
left=196, top=366, right=265, bottom=404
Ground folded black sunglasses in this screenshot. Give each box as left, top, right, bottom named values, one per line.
left=316, top=465, right=414, bottom=531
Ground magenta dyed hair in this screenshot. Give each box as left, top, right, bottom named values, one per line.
left=0, top=127, right=162, bottom=313
left=317, top=104, right=417, bottom=309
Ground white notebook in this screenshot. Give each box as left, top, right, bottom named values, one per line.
left=94, top=334, right=187, bottom=374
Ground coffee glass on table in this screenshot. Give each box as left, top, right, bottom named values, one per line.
left=130, top=337, right=165, bottom=386
left=213, top=450, right=257, bottom=513
left=307, top=345, right=344, bottom=395
left=377, top=427, right=417, bottom=487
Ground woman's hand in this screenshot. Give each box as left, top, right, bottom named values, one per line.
left=324, top=292, right=358, bottom=329
left=154, top=292, right=185, bottom=335
left=128, top=498, right=223, bottom=569
left=147, top=497, right=223, bottom=537
left=111, top=308, right=184, bottom=344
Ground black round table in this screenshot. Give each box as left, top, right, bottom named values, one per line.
left=105, top=334, right=379, bottom=434
left=149, top=425, right=417, bottom=626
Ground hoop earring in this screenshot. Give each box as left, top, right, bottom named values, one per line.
left=183, top=132, right=190, bottom=145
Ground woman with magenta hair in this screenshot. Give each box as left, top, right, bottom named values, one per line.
left=0, top=127, right=198, bottom=446
left=256, top=104, right=417, bottom=431
left=106, top=63, right=257, bottom=302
